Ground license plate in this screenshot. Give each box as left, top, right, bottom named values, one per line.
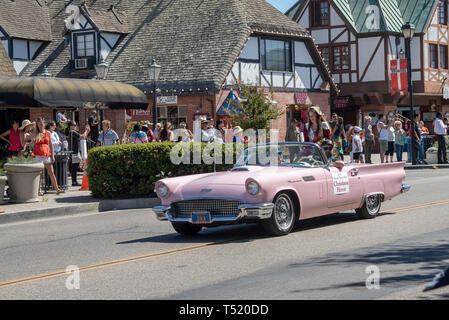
left=191, top=212, right=212, bottom=224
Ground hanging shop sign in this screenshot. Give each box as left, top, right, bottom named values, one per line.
left=157, top=96, right=178, bottom=105
left=390, top=59, right=408, bottom=95
left=332, top=96, right=353, bottom=109
left=294, top=93, right=308, bottom=105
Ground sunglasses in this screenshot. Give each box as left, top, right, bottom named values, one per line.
left=323, top=147, right=332, bottom=151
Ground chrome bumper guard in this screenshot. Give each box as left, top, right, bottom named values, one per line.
left=401, top=184, right=411, bottom=194
left=153, top=203, right=274, bottom=223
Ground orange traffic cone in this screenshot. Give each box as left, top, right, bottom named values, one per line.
left=80, top=159, right=89, bottom=191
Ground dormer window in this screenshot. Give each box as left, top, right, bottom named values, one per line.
left=75, top=33, right=95, bottom=58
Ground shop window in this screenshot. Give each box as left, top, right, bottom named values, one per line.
left=311, top=0, right=329, bottom=27
left=429, top=44, right=438, bottom=69
left=440, top=45, right=448, bottom=69
left=157, top=106, right=187, bottom=128
left=260, top=39, right=292, bottom=72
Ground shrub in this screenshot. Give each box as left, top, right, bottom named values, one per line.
left=87, top=142, right=240, bottom=198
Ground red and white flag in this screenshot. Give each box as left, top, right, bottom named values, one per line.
left=390, top=59, right=408, bottom=95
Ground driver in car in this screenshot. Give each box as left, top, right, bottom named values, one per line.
left=321, top=140, right=344, bottom=168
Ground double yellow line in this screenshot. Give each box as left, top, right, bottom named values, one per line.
left=0, top=241, right=226, bottom=289
left=1, top=198, right=449, bottom=289
left=382, top=198, right=449, bottom=214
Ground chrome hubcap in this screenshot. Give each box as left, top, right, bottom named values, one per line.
left=274, top=195, right=294, bottom=231
left=366, top=195, right=381, bottom=214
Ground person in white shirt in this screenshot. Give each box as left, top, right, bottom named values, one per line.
left=386, top=120, right=396, bottom=163
left=45, top=121, right=62, bottom=153
left=201, top=119, right=213, bottom=143
left=434, top=112, right=448, bottom=164
left=377, top=114, right=389, bottom=163
left=174, top=122, right=193, bottom=142
left=352, top=127, right=364, bottom=163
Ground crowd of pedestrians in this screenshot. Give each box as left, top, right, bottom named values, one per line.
left=284, top=107, right=448, bottom=165
left=1, top=107, right=449, bottom=194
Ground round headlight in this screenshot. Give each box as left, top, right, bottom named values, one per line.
left=246, top=181, right=259, bottom=195
left=156, top=183, right=169, bottom=198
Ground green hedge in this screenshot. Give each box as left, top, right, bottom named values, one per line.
left=87, top=142, right=240, bottom=198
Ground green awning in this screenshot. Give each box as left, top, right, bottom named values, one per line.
left=0, top=77, right=149, bottom=109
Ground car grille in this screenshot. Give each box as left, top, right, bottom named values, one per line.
left=170, top=199, right=243, bottom=218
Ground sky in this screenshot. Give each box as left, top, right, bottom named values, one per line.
left=266, top=0, right=298, bottom=13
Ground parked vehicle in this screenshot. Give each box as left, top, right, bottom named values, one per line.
left=153, top=142, right=410, bottom=236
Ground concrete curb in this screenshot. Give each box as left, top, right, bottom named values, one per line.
left=405, top=164, right=449, bottom=170
left=0, top=197, right=161, bottom=225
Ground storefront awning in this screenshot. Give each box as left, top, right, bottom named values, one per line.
left=0, top=77, right=149, bottom=110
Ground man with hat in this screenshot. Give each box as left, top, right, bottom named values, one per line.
left=200, top=117, right=213, bottom=143
left=321, top=139, right=345, bottom=168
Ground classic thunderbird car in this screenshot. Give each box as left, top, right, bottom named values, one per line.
left=153, top=142, right=410, bottom=236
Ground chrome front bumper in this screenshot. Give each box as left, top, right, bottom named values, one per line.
left=153, top=203, right=274, bottom=223
left=401, top=184, right=411, bottom=194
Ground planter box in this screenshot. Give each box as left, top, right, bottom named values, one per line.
left=4, top=162, right=44, bottom=203
left=0, top=176, right=7, bottom=204
left=426, top=149, right=449, bottom=164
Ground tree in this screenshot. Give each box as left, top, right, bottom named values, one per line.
left=228, top=82, right=284, bottom=134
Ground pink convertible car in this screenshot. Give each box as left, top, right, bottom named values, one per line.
left=153, top=142, right=410, bottom=236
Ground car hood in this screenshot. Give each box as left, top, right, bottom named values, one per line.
left=161, top=166, right=304, bottom=204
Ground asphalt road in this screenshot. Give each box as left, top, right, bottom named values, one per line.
left=0, top=169, right=449, bottom=300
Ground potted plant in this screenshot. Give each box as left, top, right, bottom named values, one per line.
left=426, top=147, right=439, bottom=164
left=4, top=156, right=43, bottom=203
left=0, top=165, right=7, bottom=204
left=426, top=137, right=449, bottom=164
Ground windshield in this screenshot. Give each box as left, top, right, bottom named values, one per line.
left=234, top=143, right=327, bottom=168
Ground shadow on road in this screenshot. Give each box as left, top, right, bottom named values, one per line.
left=287, top=238, right=449, bottom=295
left=116, top=210, right=402, bottom=245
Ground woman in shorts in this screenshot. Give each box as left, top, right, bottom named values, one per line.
left=31, top=118, right=64, bottom=195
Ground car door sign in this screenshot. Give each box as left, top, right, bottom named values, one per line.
left=332, top=172, right=350, bottom=195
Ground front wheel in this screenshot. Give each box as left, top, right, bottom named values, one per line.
left=356, top=194, right=382, bottom=219
left=171, top=222, right=202, bottom=235
left=261, top=193, right=296, bottom=236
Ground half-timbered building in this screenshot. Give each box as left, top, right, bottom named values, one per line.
left=287, top=0, right=449, bottom=131
left=0, top=0, right=337, bottom=141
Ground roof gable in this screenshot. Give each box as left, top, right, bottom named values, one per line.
left=286, top=0, right=437, bottom=35
left=79, top=6, right=129, bottom=34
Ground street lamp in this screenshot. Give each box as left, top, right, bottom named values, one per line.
left=148, top=58, right=161, bottom=125
left=95, top=58, right=109, bottom=80
left=94, top=58, right=109, bottom=121
left=402, top=22, right=417, bottom=165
